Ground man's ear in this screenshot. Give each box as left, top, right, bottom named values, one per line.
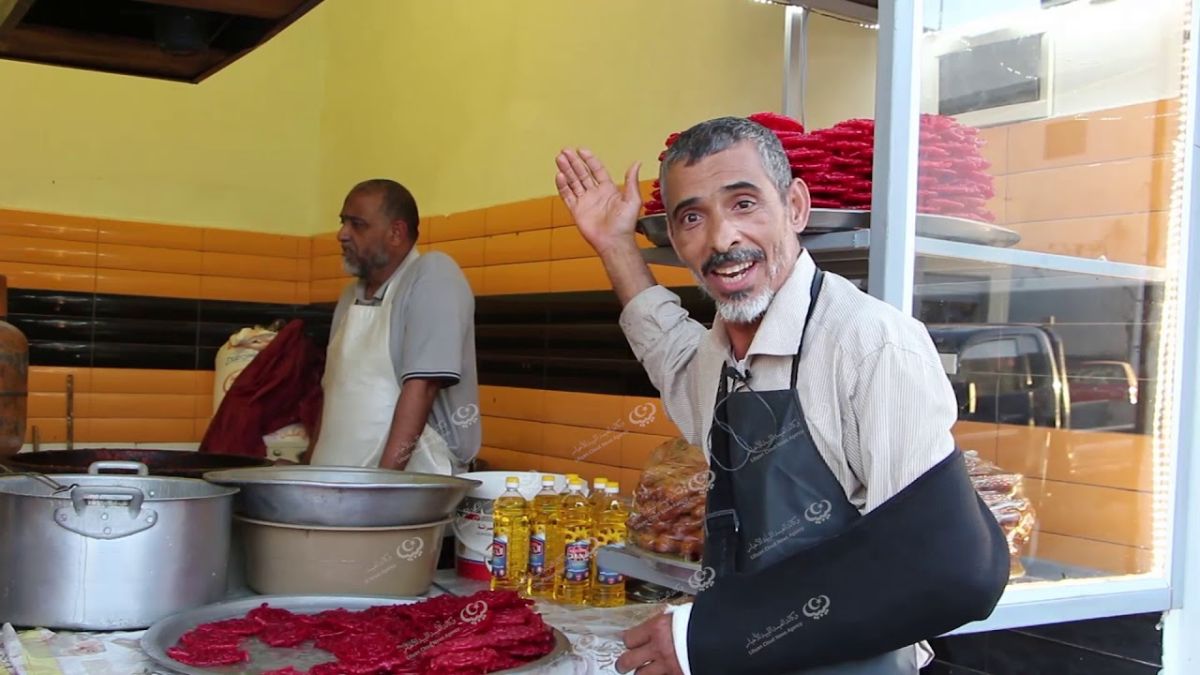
left=788, top=178, right=811, bottom=235
left=389, top=219, right=409, bottom=245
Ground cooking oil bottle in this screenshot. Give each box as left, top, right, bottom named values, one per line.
left=557, top=476, right=593, bottom=604
left=490, top=476, right=530, bottom=594
left=589, top=477, right=609, bottom=516
left=527, top=475, right=562, bottom=598
left=591, top=482, right=628, bottom=607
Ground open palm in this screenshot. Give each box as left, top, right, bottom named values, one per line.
left=555, top=148, right=642, bottom=255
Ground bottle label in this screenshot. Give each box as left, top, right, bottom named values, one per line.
left=490, top=535, right=508, bottom=579
left=564, top=539, right=592, bottom=581
left=529, top=529, right=547, bottom=574
left=597, top=567, right=625, bottom=585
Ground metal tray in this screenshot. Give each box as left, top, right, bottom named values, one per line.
left=142, top=595, right=571, bottom=675
left=202, top=466, right=480, bottom=528
left=594, top=544, right=703, bottom=595
left=637, top=209, right=869, bottom=246
left=636, top=210, right=1020, bottom=249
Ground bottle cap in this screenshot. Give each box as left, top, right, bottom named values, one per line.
left=541, top=474, right=556, bottom=485
left=606, top=482, right=619, bottom=494
left=594, top=477, right=608, bottom=487
left=505, top=476, right=520, bottom=488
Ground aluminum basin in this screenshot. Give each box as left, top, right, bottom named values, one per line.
left=202, top=466, right=481, bottom=528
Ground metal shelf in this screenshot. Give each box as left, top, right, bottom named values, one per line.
left=641, top=224, right=1168, bottom=283
left=595, top=545, right=702, bottom=595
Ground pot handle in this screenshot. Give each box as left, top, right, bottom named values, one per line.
left=88, top=461, right=150, bottom=476
left=70, top=486, right=146, bottom=515
left=56, top=486, right=156, bottom=540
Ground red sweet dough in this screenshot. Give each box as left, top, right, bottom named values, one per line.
left=748, top=111, right=805, bottom=133
left=166, top=644, right=249, bottom=667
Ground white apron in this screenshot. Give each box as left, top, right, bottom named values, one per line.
left=310, top=256, right=455, bottom=475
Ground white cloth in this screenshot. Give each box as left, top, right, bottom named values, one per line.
left=311, top=253, right=456, bottom=474
left=619, top=250, right=955, bottom=674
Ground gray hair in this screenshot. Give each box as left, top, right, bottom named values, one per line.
left=658, top=116, right=793, bottom=208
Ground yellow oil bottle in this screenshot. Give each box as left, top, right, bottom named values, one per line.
left=589, top=477, right=609, bottom=516
left=527, top=475, right=562, bottom=599
left=489, top=476, right=530, bottom=594
left=557, top=476, right=593, bottom=604
left=591, top=482, right=628, bottom=607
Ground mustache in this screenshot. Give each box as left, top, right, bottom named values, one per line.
left=702, top=247, right=765, bottom=276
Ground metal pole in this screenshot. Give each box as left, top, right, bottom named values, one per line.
left=782, top=5, right=808, bottom=125
left=1162, top=1, right=1200, bottom=670
left=867, top=0, right=922, bottom=312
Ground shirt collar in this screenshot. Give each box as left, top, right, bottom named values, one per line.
left=705, top=248, right=817, bottom=363
left=354, top=247, right=420, bottom=303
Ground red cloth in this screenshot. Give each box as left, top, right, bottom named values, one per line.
left=200, top=319, right=325, bottom=458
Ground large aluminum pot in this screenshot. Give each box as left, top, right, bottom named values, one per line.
left=202, top=466, right=480, bottom=528
left=0, top=461, right=238, bottom=630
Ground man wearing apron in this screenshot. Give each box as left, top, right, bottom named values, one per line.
left=309, top=179, right=480, bottom=475
left=554, top=119, right=1007, bottom=674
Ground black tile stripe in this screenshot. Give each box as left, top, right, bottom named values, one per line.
left=6, top=287, right=676, bottom=397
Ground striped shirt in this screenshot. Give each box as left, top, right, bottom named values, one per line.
left=620, top=249, right=952, bottom=674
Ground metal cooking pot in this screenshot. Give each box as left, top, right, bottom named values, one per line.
left=2, top=448, right=271, bottom=478
left=202, top=466, right=481, bottom=528
left=0, top=461, right=238, bottom=630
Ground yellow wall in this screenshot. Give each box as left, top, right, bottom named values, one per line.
left=317, top=0, right=785, bottom=219
left=0, top=7, right=328, bottom=235
left=804, top=14, right=877, bottom=130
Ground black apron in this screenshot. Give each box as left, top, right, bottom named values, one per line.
left=702, top=271, right=917, bottom=674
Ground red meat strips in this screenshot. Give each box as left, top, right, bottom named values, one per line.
left=168, top=592, right=554, bottom=675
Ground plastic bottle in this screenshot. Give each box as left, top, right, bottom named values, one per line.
left=490, top=476, right=530, bottom=593
left=591, top=482, right=628, bottom=607
left=557, top=476, right=593, bottom=604
left=527, top=475, right=562, bottom=598
left=589, top=477, right=609, bottom=516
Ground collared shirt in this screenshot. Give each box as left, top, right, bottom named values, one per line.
left=330, top=248, right=481, bottom=466
left=619, top=249, right=954, bottom=674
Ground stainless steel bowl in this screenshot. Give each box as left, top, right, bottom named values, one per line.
left=202, top=466, right=481, bottom=528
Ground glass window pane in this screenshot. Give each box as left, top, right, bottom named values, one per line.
left=909, top=0, right=1188, bottom=585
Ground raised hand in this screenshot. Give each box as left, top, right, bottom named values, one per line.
left=555, top=148, right=642, bottom=257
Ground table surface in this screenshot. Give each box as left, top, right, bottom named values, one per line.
left=0, top=570, right=673, bottom=675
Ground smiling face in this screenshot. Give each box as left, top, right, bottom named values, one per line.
left=664, top=140, right=810, bottom=325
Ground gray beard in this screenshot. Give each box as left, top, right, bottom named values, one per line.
left=690, top=256, right=783, bottom=325
left=342, top=249, right=390, bottom=279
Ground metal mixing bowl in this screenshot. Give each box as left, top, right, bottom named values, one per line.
left=202, top=466, right=481, bottom=528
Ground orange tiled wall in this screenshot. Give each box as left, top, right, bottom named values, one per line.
left=25, top=366, right=215, bottom=446
left=307, top=183, right=694, bottom=302
left=978, top=99, right=1178, bottom=267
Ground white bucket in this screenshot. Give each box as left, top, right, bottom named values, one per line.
left=452, top=471, right=569, bottom=580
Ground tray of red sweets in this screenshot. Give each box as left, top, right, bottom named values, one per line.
left=142, top=591, right=570, bottom=675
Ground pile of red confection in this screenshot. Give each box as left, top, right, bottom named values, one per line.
left=643, top=112, right=995, bottom=223
left=166, top=589, right=556, bottom=675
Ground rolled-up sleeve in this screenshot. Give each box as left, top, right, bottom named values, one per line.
left=618, top=285, right=707, bottom=445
